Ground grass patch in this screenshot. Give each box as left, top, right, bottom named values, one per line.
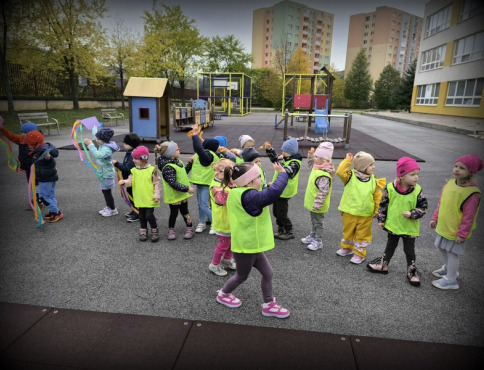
left=1, top=108, right=130, bottom=132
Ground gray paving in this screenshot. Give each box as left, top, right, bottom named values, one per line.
left=0, top=112, right=483, bottom=347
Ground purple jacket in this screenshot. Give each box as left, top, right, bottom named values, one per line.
left=241, top=172, right=288, bottom=216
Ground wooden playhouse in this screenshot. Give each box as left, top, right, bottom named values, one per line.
left=123, top=77, right=172, bottom=141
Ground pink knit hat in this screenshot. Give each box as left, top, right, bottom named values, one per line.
left=456, top=154, right=483, bottom=174
left=396, top=157, right=420, bottom=177
left=315, top=142, right=334, bottom=160
left=132, top=145, right=149, bottom=162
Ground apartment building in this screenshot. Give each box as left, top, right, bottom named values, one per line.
left=411, top=0, right=484, bottom=118
left=345, top=6, right=422, bottom=82
left=252, top=0, right=334, bottom=72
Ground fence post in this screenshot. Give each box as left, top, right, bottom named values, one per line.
left=284, top=109, right=289, bottom=141
left=345, top=112, right=352, bottom=149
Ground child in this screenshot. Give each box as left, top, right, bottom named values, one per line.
left=367, top=157, right=428, bottom=287
left=209, top=158, right=236, bottom=276
left=189, top=123, right=219, bottom=234
left=155, top=141, right=195, bottom=240
left=430, top=154, right=482, bottom=290
left=216, top=161, right=291, bottom=319
left=0, top=117, right=46, bottom=208
left=84, top=128, right=120, bottom=217
left=336, top=151, right=386, bottom=264
left=301, top=142, right=335, bottom=251
left=118, top=146, right=161, bottom=242
left=113, top=133, right=140, bottom=222
left=266, top=138, right=302, bottom=240
left=230, top=135, right=255, bottom=163
left=214, top=135, right=237, bottom=162
left=242, top=147, right=267, bottom=189
left=24, top=131, right=63, bottom=222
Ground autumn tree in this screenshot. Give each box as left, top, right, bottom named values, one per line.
left=16, top=0, right=108, bottom=109
left=344, top=50, right=373, bottom=108
left=106, top=18, right=138, bottom=108
left=258, top=67, right=282, bottom=108
left=374, top=65, right=402, bottom=109
left=204, top=35, right=251, bottom=73
left=142, top=2, right=206, bottom=104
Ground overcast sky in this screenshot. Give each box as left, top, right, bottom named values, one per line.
left=106, top=0, right=426, bottom=71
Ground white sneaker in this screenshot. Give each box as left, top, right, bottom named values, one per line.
left=99, top=206, right=109, bottom=215
left=209, top=263, right=227, bottom=276
left=102, top=208, right=118, bottom=217
left=209, top=227, right=216, bottom=235
left=221, top=258, right=236, bottom=270
left=336, top=248, right=354, bottom=257
left=195, top=223, right=206, bottom=233
left=300, top=233, right=314, bottom=244
left=307, top=240, right=323, bottom=251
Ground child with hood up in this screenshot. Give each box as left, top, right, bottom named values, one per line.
left=84, top=127, right=120, bottom=217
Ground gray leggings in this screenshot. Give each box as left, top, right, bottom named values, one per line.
left=439, top=249, right=460, bottom=281
left=222, top=252, right=274, bottom=303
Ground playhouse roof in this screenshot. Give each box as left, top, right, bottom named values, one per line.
left=123, top=77, right=172, bottom=98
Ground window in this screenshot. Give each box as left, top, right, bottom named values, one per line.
left=363, top=40, right=367, bottom=44
left=426, top=5, right=451, bottom=37
left=453, top=32, right=484, bottom=64
left=139, top=108, right=150, bottom=119
left=446, top=78, right=483, bottom=106
left=365, top=16, right=370, bottom=21
left=288, top=15, right=293, bottom=20
left=416, top=84, right=440, bottom=105
left=326, top=33, right=331, bottom=37
left=460, top=0, right=484, bottom=21
left=266, top=20, right=270, bottom=24
left=265, top=36, right=269, bottom=41
left=421, top=44, right=446, bottom=71
left=288, top=24, right=293, bottom=29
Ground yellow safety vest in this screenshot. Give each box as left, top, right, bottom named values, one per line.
left=338, top=170, right=376, bottom=217
left=271, top=158, right=301, bottom=198
left=304, top=169, right=332, bottom=213
left=131, top=166, right=160, bottom=208
left=162, top=161, right=192, bottom=204
left=385, top=182, right=421, bottom=236
left=210, top=179, right=231, bottom=233
left=190, top=150, right=219, bottom=185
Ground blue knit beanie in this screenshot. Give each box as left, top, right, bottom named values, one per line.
left=20, top=122, right=38, bottom=133
left=95, top=127, right=114, bottom=143
left=281, top=138, right=298, bottom=155
left=214, top=136, right=227, bottom=148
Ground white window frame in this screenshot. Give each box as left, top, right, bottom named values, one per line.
left=421, top=44, right=446, bottom=71
left=446, top=78, right=483, bottom=106
left=425, top=5, right=451, bottom=37
left=453, top=32, right=484, bottom=64
left=416, top=84, right=440, bottom=105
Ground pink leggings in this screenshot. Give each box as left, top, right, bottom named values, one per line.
left=211, top=235, right=233, bottom=265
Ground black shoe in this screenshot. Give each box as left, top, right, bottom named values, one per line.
left=127, top=214, right=139, bottom=222
left=125, top=210, right=136, bottom=218
left=278, top=232, right=294, bottom=240
left=274, top=228, right=285, bottom=239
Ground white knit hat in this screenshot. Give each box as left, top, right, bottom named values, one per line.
left=239, top=135, right=254, bottom=148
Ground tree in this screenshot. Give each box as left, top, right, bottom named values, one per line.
left=204, top=35, right=251, bottom=73
left=394, top=59, right=417, bottom=110
left=373, top=65, right=402, bottom=109
left=344, top=50, right=373, bottom=108
left=106, top=18, right=137, bottom=109
left=271, top=32, right=295, bottom=77
left=142, top=2, right=206, bottom=104
left=20, top=0, right=108, bottom=109
left=258, top=67, right=282, bottom=108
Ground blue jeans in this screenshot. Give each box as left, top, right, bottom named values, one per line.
left=196, top=185, right=211, bottom=224
left=37, top=182, right=58, bottom=213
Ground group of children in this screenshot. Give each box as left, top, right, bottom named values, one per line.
left=1, top=113, right=482, bottom=319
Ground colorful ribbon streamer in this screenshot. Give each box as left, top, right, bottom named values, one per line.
left=71, top=119, right=109, bottom=188
left=0, top=135, right=24, bottom=173
left=116, top=169, right=138, bottom=214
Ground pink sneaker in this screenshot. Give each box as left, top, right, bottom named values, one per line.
left=216, top=290, right=242, bottom=308
left=350, top=254, right=365, bottom=264
left=261, top=298, right=290, bottom=319
left=336, top=248, right=353, bottom=257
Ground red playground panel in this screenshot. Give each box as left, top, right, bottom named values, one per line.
left=294, top=94, right=328, bottom=109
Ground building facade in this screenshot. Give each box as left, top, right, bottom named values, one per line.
left=345, top=6, right=422, bottom=82
left=411, top=0, right=484, bottom=118
left=252, top=0, right=334, bottom=72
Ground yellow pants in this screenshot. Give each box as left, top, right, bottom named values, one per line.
left=340, top=212, right=373, bottom=258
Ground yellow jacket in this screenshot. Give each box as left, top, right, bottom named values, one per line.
left=337, top=156, right=386, bottom=215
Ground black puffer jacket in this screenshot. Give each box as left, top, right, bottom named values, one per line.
left=31, top=143, right=59, bottom=182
